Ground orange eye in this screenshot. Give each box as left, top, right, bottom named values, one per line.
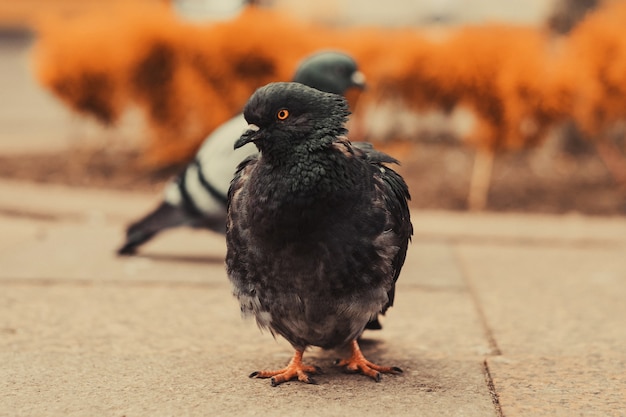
left=277, top=109, right=289, bottom=120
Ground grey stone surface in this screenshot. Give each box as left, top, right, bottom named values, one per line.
left=1, top=180, right=625, bottom=415
left=456, top=237, right=626, bottom=417
left=487, top=355, right=626, bottom=417
left=456, top=243, right=626, bottom=356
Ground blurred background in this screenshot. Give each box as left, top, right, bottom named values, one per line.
left=1, top=0, right=625, bottom=215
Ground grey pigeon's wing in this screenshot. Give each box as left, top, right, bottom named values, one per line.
left=226, top=154, right=256, bottom=221
left=225, top=154, right=265, bottom=324
left=380, top=164, right=413, bottom=311
left=352, top=141, right=400, bottom=165
left=362, top=144, right=413, bottom=313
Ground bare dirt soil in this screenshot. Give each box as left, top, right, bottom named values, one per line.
left=1, top=135, right=625, bottom=216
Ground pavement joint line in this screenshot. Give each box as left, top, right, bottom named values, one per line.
left=130, top=253, right=226, bottom=265
left=0, top=277, right=226, bottom=289
left=483, top=359, right=505, bottom=417
left=450, top=243, right=502, bottom=357
left=0, top=206, right=107, bottom=225
left=1, top=277, right=461, bottom=293
left=0, top=205, right=132, bottom=224
left=0, top=207, right=65, bottom=222
left=397, top=283, right=467, bottom=293
left=414, top=234, right=626, bottom=250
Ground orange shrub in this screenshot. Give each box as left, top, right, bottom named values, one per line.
left=33, top=1, right=626, bottom=166
left=561, top=0, right=626, bottom=138
left=34, top=5, right=333, bottom=164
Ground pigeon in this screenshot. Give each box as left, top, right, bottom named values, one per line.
left=226, top=82, right=412, bottom=386
left=117, top=51, right=366, bottom=255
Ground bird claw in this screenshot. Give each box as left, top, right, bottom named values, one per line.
left=251, top=367, right=318, bottom=386
left=335, top=340, right=402, bottom=382
left=270, top=374, right=317, bottom=387
left=249, top=350, right=320, bottom=386
left=336, top=359, right=400, bottom=381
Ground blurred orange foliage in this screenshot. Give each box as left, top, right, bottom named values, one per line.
left=33, top=1, right=626, bottom=166
left=35, top=4, right=324, bottom=164
left=560, top=0, right=626, bottom=138
left=370, top=25, right=567, bottom=150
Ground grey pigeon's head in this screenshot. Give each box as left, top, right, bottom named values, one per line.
left=292, top=51, right=366, bottom=95
left=234, top=82, right=350, bottom=156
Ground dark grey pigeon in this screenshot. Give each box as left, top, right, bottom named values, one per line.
left=117, top=51, right=365, bottom=256
left=226, top=82, right=412, bottom=386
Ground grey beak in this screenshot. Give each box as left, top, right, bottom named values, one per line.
left=234, top=124, right=260, bottom=150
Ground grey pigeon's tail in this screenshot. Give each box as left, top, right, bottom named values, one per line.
left=117, top=202, right=189, bottom=255
left=364, top=317, right=383, bottom=330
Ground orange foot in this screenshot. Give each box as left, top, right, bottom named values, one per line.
left=335, top=340, right=402, bottom=382
left=249, top=349, right=321, bottom=387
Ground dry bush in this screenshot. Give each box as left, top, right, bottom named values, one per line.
left=34, top=5, right=331, bottom=165
left=372, top=25, right=570, bottom=150
left=561, top=0, right=626, bottom=138
left=33, top=1, right=626, bottom=168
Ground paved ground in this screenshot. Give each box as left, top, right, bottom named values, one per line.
left=1, top=179, right=625, bottom=417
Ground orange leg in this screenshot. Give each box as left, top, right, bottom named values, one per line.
left=249, top=349, right=321, bottom=386
left=335, top=340, right=402, bottom=382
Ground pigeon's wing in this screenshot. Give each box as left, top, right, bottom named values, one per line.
left=379, top=163, right=413, bottom=311
left=225, top=153, right=259, bottom=291
left=226, top=153, right=259, bottom=227
left=226, top=153, right=283, bottom=334
left=357, top=142, right=413, bottom=313
left=352, top=141, right=399, bottom=165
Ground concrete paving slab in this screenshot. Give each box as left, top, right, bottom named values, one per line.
left=0, top=220, right=226, bottom=283
left=456, top=242, right=626, bottom=416
left=487, top=355, right=626, bottom=417
left=456, top=243, right=626, bottom=356
left=413, top=210, right=626, bottom=247
left=0, top=179, right=156, bottom=224
left=0, top=215, right=48, bottom=252
left=402, top=241, right=466, bottom=290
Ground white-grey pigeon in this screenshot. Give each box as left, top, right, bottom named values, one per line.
left=117, top=51, right=365, bottom=255
left=226, top=82, right=412, bottom=386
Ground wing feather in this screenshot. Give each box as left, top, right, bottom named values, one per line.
left=355, top=142, right=413, bottom=313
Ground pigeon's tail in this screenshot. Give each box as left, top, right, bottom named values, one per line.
left=365, top=317, right=383, bottom=331
left=117, top=202, right=190, bottom=256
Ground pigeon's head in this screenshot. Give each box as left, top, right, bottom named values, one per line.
left=292, top=51, right=366, bottom=95
left=234, top=82, right=350, bottom=156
